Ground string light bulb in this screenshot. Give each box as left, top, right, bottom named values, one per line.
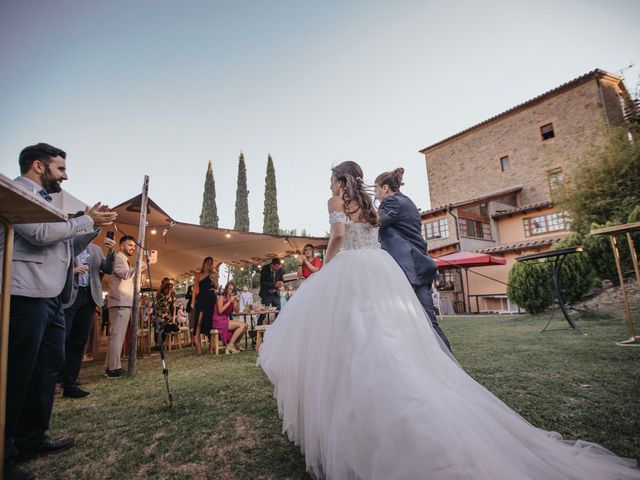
left=150, top=227, right=157, bottom=235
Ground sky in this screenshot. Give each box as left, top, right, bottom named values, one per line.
left=1, top=0, right=639, bottom=237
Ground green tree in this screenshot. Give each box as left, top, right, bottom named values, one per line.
left=555, top=127, right=640, bottom=234
left=230, top=265, right=260, bottom=291
left=234, top=151, right=250, bottom=231
left=506, top=260, right=553, bottom=314
left=262, top=154, right=280, bottom=235
left=199, top=160, right=219, bottom=227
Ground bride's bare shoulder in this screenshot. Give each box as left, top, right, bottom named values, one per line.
left=327, top=196, right=344, bottom=212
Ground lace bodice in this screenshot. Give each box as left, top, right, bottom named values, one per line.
left=329, top=211, right=380, bottom=251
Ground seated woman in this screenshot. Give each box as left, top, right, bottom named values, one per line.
left=212, top=281, right=248, bottom=354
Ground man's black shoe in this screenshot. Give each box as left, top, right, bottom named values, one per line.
left=62, top=386, right=90, bottom=398
left=105, top=368, right=125, bottom=378
left=18, top=436, right=75, bottom=460
left=4, top=463, right=36, bottom=480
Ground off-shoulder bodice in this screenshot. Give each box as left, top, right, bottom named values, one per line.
left=329, top=211, right=380, bottom=251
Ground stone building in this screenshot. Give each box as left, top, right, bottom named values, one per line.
left=419, top=69, right=630, bottom=314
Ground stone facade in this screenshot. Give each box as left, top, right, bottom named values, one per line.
left=421, top=70, right=628, bottom=209
left=418, top=70, right=630, bottom=314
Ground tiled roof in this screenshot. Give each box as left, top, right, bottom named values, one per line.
left=427, top=240, right=459, bottom=253
left=419, top=69, right=622, bottom=154
left=492, top=201, right=555, bottom=219
left=421, top=186, right=522, bottom=217
left=476, top=235, right=566, bottom=254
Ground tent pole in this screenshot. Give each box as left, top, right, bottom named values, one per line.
left=127, top=175, right=149, bottom=376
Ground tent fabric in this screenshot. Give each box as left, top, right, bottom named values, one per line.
left=433, top=251, right=506, bottom=269
left=97, top=194, right=327, bottom=286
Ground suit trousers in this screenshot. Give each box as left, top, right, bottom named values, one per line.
left=105, top=306, right=131, bottom=371
left=4, top=296, right=65, bottom=463
left=257, top=294, right=280, bottom=326
left=413, top=285, right=452, bottom=352
left=61, top=287, right=96, bottom=387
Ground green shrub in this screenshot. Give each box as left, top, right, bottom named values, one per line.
left=551, top=233, right=596, bottom=303
left=507, top=259, right=553, bottom=314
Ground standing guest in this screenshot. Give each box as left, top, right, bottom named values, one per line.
left=185, top=284, right=194, bottom=331
left=279, top=284, right=288, bottom=309
left=258, top=258, right=284, bottom=326
left=0, top=143, right=117, bottom=480
left=212, top=282, right=247, bottom=353
left=156, top=280, right=176, bottom=336
left=297, top=244, right=323, bottom=279
left=105, top=235, right=146, bottom=377
left=239, top=286, right=253, bottom=312
left=61, top=224, right=116, bottom=398
left=194, top=257, right=218, bottom=354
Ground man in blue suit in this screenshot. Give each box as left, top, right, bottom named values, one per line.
left=0, top=143, right=117, bottom=480
left=375, top=168, right=451, bottom=351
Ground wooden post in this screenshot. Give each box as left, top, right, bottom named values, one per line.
left=127, top=176, right=149, bottom=376
left=0, top=217, right=14, bottom=469
left=610, top=235, right=637, bottom=342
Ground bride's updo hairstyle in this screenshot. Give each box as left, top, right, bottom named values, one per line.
left=375, top=167, right=405, bottom=192
left=331, top=161, right=378, bottom=227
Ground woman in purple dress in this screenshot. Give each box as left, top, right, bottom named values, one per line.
left=212, top=282, right=247, bottom=353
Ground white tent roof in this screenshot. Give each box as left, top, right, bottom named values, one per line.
left=98, top=194, right=327, bottom=286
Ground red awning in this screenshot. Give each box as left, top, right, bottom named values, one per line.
left=434, top=251, right=506, bottom=269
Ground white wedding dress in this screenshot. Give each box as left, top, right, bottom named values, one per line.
left=258, top=211, right=639, bottom=480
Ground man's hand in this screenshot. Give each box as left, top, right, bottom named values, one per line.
left=86, top=203, right=118, bottom=226
left=275, top=280, right=284, bottom=288
left=104, top=237, right=116, bottom=250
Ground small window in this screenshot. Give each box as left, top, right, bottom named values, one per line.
left=500, top=155, right=510, bottom=172
left=548, top=168, right=564, bottom=194
left=540, top=123, right=555, bottom=140
left=424, top=218, right=449, bottom=240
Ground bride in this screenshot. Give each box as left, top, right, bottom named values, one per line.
left=258, top=161, right=639, bottom=479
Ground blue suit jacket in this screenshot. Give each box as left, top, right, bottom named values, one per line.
left=378, top=192, right=437, bottom=287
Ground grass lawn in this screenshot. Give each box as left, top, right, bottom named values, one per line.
left=25, top=310, right=639, bottom=479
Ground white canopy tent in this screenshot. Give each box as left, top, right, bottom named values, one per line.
left=97, top=194, right=327, bottom=287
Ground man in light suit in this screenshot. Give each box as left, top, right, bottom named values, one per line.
left=60, top=222, right=116, bottom=398
left=105, top=235, right=145, bottom=378
left=0, top=143, right=117, bottom=480
left=375, top=168, right=452, bottom=352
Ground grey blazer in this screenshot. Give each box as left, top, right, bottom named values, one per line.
left=0, top=176, right=97, bottom=303
left=63, top=239, right=115, bottom=309
left=378, top=192, right=437, bottom=288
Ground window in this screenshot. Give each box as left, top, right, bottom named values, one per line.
left=500, top=155, right=510, bottom=172
left=425, top=218, right=449, bottom=240
left=459, top=219, right=492, bottom=239
left=523, top=212, right=569, bottom=237
left=540, top=123, right=555, bottom=140
left=547, top=168, right=564, bottom=194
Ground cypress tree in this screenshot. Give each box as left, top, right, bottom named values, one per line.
left=199, top=160, right=219, bottom=227
left=234, top=151, right=250, bottom=231
left=262, top=154, right=280, bottom=234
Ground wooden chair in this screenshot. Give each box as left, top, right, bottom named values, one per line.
left=255, top=324, right=269, bottom=353
left=209, top=329, right=231, bottom=355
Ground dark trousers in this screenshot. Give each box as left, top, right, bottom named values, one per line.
left=5, top=295, right=66, bottom=463
left=61, top=287, right=96, bottom=388
left=414, top=285, right=452, bottom=352
left=257, top=295, right=281, bottom=326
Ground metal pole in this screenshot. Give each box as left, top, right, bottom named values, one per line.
left=610, top=235, right=638, bottom=345
left=0, top=217, right=14, bottom=470
left=127, top=176, right=149, bottom=376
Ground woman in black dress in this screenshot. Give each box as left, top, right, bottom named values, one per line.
left=194, top=257, right=218, bottom=353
